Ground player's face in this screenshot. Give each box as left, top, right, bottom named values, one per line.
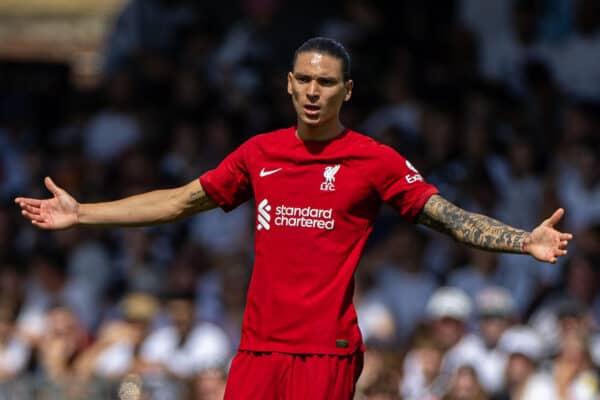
left=288, top=51, right=353, bottom=128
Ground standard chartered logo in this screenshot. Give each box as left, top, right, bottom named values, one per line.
left=257, top=199, right=272, bottom=230
left=256, top=199, right=335, bottom=231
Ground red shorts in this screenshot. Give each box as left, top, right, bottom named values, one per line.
left=224, top=350, right=364, bottom=400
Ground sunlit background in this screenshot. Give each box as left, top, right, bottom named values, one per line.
left=0, top=0, right=599, bottom=399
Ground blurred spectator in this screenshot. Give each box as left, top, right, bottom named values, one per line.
left=213, top=256, right=251, bottom=347
left=160, top=118, right=204, bottom=182
left=426, top=287, right=473, bottom=360
left=556, top=141, right=600, bottom=233
left=549, top=0, right=600, bottom=100
left=521, top=60, right=564, bottom=152
left=458, top=0, right=512, bottom=44
left=443, top=365, right=489, bottom=400
left=103, top=0, right=198, bottom=75
left=494, top=250, right=545, bottom=317
left=76, top=292, right=159, bottom=380
left=17, top=248, right=99, bottom=338
left=555, top=103, right=598, bottom=168
left=402, top=287, right=474, bottom=398
left=0, top=126, right=29, bottom=201
left=367, top=225, right=437, bottom=344
left=529, top=253, right=600, bottom=354
left=356, top=347, right=403, bottom=400
left=140, top=291, right=231, bottom=379
left=355, top=239, right=397, bottom=347
left=494, top=137, right=543, bottom=232
left=479, top=0, right=553, bottom=97
left=318, top=0, right=383, bottom=49
left=401, top=329, right=446, bottom=399
left=491, top=135, right=556, bottom=290
left=448, top=249, right=499, bottom=305
left=30, top=305, right=89, bottom=399
left=115, top=228, right=165, bottom=295
left=59, top=231, right=112, bottom=311
left=459, top=287, right=517, bottom=395
left=0, top=302, right=30, bottom=381
left=495, top=325, right=557, bottom=400
left=0, top=261, right=25, bottom=315
left=361, top=66, right=421, bottom=142
left=551, top=330, right=599, bottom=400
left=211, top=0, right=287, bottom=106
left=189, top=171, right=253, bottom=258
left=82, top=71, right=142, bottom=163
left=421, top=104, right=459, bottom=180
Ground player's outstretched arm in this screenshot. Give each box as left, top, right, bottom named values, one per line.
left=15, top=177, right=217, bottom=230
left=416, top=195, right=573, bottom=263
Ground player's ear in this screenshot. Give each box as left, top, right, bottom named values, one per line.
left=343, top=80, right=353, bottom=102
left=287, top=72, right=293, bottom=95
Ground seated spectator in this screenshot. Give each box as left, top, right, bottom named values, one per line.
left=76, top=292, right=159, bottom=380
left=401, top=329, right=446, bottom=399
left=17, top=248, right=99, bottom=339
left=556, top=141, right=600, bottom=233
left=367, top=225, right=437, bottom=345
left=115, top=228, right=165, bottom=295
left=140, top=291, right=231, bottom=379
left=443, top=365, right=489, bottom=400
left=448, top=249, right=499, bottom=306
left=494, top=326, right=558, bottom=400
left=356, top=293, right=397, bottom=348
left=478, top=0, right=553, bottom=97
left=82, top=71, right=142, bottom=163
left=361, top=68, right=422, bottom=141
left=102, top=0, right=197, bottom=75
left=0, top=302, right=30, bottom=382
left=548, top=0, right=600, bottom=100
left=0, top=261, right=25, bottom=320
left=530, top=254, right=600, bottom=354
left=551, top=330, right=599, bottom=400
left=402, top=288, right=475, bottom=398
left=28, top=305, right=91, bottom=399
left=470, top=287, right=516, bottom=395
left=356, top=346, right=403, bottom=399
left=0, top=124, right=29, bottom=201
left=425, top=287, right=475, bottom=374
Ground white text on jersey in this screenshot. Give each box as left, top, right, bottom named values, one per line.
left=257, top=199, right=335, bottom=231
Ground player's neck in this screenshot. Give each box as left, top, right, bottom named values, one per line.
left=296, top=120, right=345, bottom=142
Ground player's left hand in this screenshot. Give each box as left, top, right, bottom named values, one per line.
left=526, top=208, right=573, bottom=263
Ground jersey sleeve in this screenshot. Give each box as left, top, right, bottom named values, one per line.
left=371, top=145, right=439, bottom=222
left=199, top=140, right=253, bottom=212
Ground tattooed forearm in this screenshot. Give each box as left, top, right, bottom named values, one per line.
left=416, top=195, right=530, bottom=253
left=185, top=187, right=217, bottom=214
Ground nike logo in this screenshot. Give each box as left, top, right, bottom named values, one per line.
left=259, top=167, right=282, bottom=177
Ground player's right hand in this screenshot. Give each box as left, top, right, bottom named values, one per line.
left=14, top=176, right=79, bottom=230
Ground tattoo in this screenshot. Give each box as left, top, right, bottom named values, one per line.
left=416, top=195, right=528, bottom=253
left=188, top=188, right=217, bottom=213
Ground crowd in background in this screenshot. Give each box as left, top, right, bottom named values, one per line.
left=0, top=0, right=599, bottom=399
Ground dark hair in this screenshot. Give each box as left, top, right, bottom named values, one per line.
left=292, top=37, right=351, bottom=81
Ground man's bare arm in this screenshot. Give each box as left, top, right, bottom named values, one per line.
left=78, top=179, right=218, bottom=226
left=16, top=177, right=217, bottom=229
left=416, top=194, right=572, bottom=262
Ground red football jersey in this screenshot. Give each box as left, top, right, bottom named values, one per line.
left=200, top=127, right=438, bottom=355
